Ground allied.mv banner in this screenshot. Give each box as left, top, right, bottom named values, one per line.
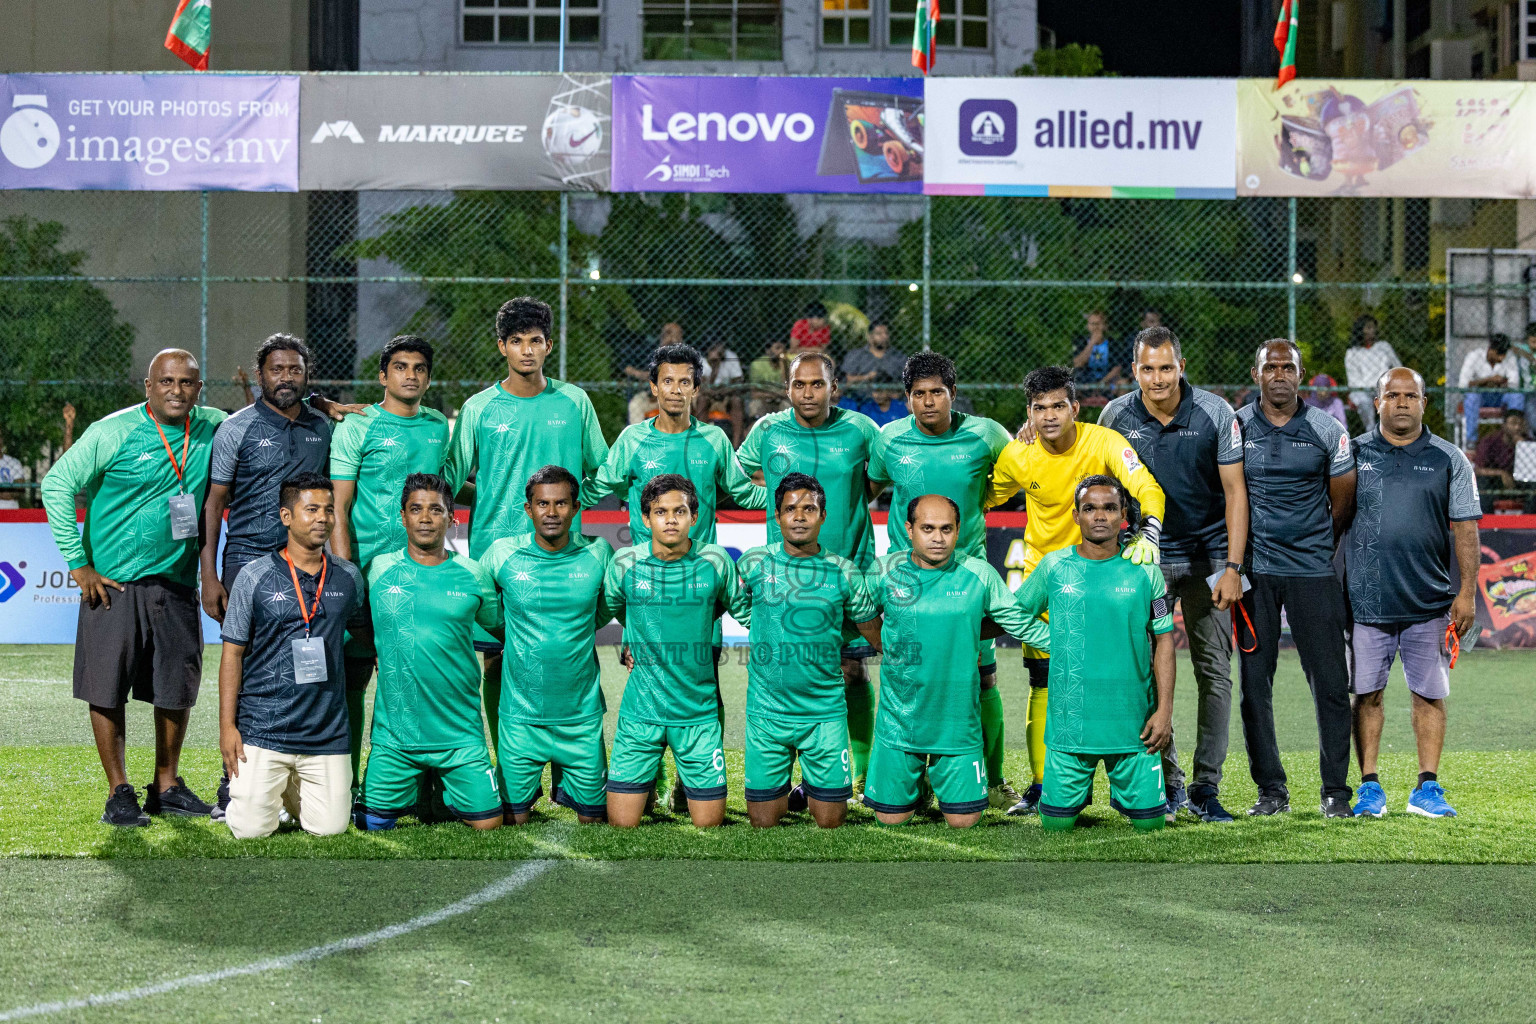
left=0, top=73, right=298, bottom=191
left=612, top=76, right=925, bottom=193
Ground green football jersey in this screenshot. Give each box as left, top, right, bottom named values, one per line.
left=1014, top=546, right=1174, bottom=754
left=480, top=533, right=615, bottom=726
left=736, top=543, right=878, bottom=722
left=40, top=403, right=227, bottom=587
left=868, top=550, right=1049, bottom=755
left=367, top=550, right=502, bottom=750
left=868, top=413, right=1011, bottom=560
left=329, top=403, right=451, bottom=571
left=604, top=542, right=748, bottom=726
left=442, top=379, right=608, bottom=559
left=582, top=417, right=766, bottom=547
left=737, top=408, right=881, bottom=569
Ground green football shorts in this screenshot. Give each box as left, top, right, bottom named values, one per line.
left=606, top=714, right=726, bottom=801
left=361, top=744, right=502, bottom=822
left=862, top=738, right=987, bottom=815
left=1040, top=746, right=1165, bottom=831
left=743, top=715, right=852, bottom=803
left=498, top=715, right=608, bottom=818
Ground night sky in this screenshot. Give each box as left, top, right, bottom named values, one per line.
left=1037, top=0, right=1243, bottom=77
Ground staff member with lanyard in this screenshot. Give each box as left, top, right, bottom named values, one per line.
left=1343, top=368, right=1480, bottom=819
left=41, top=350, right=228, bottom=827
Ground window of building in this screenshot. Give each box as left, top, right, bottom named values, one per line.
left=888, top=0, right=988, bottom=50
left=642, top=0, right=782, bottom=59
left=462, top=0, right=601, bottom=45
left=1525, top=0, right=1536, bottom=58
left=822, top=0, right=872, bottom=46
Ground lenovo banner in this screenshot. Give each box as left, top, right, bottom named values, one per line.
left=612, top=76, right=925, bottom=193
left=299, top=73, right=611, bottom=190
left=1236, top=79, right=1536, bottom=198
left=923, top=77, right=1238, bottom=198
left=0, top=73, right=298, bottom=191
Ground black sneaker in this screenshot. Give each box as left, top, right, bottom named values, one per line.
left=209, top=771, right=231, bottom=823
left=144, top=776, right=212, bottom=817
left=1247, top=792, right=1290, bottom=816
left=786, top=784, right=809, bottom=812
left=1188, top=786, right=1236, bottom=823
left=1320, top=795, right=1356, bottom=819
left=102, top=784, right=150, bottom=827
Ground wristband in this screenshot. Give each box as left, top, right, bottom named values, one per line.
left=1225, top=561, right=1244, bottom=575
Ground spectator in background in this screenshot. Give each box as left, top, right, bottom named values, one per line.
left=843, top=320, right=907, bottom=390
left=749, top=338, right=790, bottom=419
left=1473, top=407, right=1529, bottom=491
left=1304, top=374, right=1349, bottom=429
left=622, top=324, right=684, bottom=424
left=839, top=372, right=908, bottom=427
left=1343, top=316, right=1399, bottom=432
left=699, top=338, right=745, bottom=444
left=790, top=301, right=831, bottom=351
left=62, top=403, right=76, bottom=454
left=1071, top=310, right=1128, bottom=391
left=233, top=367, right=256, bottom=407
left=1458, top=333, right=1528, bottom=446
left=0, top=426, right=25, bottom=509
left=1140, top=309, right=1164, bottom=330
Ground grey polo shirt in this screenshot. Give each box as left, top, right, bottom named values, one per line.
left=209, top=400, right=332, bottom=565
left=1237, top=402, right=1354, bottom=577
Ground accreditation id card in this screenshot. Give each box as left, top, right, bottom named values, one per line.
left=292, top=636, right=328, bottom=684
left=168, top=493, right=198, bottom=540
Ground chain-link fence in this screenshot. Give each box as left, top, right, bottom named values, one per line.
left=2, top=189, right=1533, bottom=507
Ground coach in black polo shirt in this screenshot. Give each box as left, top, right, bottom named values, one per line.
left=1101, top=326, right=1249, bottom=824
left=219, top=472, right=364, bottom=838
left=1235, top=339, right=1357, bottom=818
left=1343, top=367, right=1480, bottom=820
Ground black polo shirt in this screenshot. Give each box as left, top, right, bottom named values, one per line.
left=1101, top=379, right=1244, bottom=564
left=209, top=400, right=332, bottom=565
left=1344, top=427, right=1481, bottom=625
left=1236, top=402, right=1354, bottom=578
left=220, top=552, right=365, bottom=755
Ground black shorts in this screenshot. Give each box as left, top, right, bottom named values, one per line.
left=72, top=576, right=203, bottom=710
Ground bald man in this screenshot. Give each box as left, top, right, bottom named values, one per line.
left=41, top=350, right=230, bottom=827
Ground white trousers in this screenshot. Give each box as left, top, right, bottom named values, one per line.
left=226, top=743, right=351, bottom=839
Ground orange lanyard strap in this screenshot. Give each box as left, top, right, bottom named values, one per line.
left=282, top=549, right=327, bottom=637
left=1444, top=621, right=1460, bottom=669
left=1232, top=599, right=1258, bottom=654
left=145, top=403, right=191, bottom=490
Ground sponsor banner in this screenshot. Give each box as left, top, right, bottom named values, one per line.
left=299, top=73, right=610, bottom=191
left=1237, top=78, right=1536, bottom=198
left=923, top=77, right=1238, bottom=198
left=0, top=73, right=298, bottom=191
left=612, top=76, right=924, bottom=193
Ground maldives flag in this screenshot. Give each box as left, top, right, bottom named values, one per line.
left=165, top=0, right=211, bottom=70
left=911, top=0, right=939, bottom=75
left=1273, top=0, right=1297, bottom=89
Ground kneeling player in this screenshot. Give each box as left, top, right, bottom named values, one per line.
left=482, top=465, right=614, bottom=824
left=1015, top=476, right=1175, bottom=832
left=863, top=495, right=1049, bottom=829
left=604, top=474, right=748, bottom=828
left=738, top=473, right=882, bottom=828
left=360, top=474, right=505, bottom=831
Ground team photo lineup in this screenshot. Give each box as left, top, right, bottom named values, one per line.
left=46, top=292, right=1479, bottom=838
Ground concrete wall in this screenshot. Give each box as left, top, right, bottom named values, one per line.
left=362, top=0, right=1034, bottom=75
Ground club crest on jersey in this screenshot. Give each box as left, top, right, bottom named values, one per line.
left=511, top=570, right=535, bottom=582
left=1230, top=419, right=1242, bottom=447
left=1337, top=432, right=1350, bottom=458
left=641, top=456, right=665, bottom=471
left=1120, top=447, right=1143, bottom=473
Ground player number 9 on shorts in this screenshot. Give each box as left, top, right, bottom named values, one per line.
left=841, top=749, right=850, bottom=769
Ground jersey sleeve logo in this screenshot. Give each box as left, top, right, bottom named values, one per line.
left=1120, top=447, right=1143, bottom=474
left=1229, top=418, right=1242, bottom=448
left=1337, top=432, right=1350, bottom=458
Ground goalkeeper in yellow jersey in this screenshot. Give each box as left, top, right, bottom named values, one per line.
left=985, top=365, right=1166, bottom=815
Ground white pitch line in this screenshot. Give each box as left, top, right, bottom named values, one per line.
left=0, top=859, right=557, bottom=1022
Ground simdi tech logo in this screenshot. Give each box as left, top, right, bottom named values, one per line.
left=1, top=94, right=61, bottom=169
left=0, top=561, right=26, bottom=603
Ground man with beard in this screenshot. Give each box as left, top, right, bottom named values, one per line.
left=201, top=334, right=335, bottom=820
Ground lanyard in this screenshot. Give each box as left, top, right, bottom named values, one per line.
left=1444, top=621, right=1460, bottom=669
left=1232, top=598, right=1258, bottom=654
left=282, top=549, right=327, bottom=639
left=145, top=403, right=191, bottom=492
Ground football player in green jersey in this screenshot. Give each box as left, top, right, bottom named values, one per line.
left=481, top=465, right=614, bottom=825
left=737, top=473, right=883, bottom=829
left=737, top=352, right=883, bottom=804
left=863, top=494, right=1049, bottom=828
left=360, top=474, right=504, bottom=832
left=604, top=474, right=749, bottom=829
left=329, top=335, right=451, bottom=797
left=442, top=298, right=608, bottom=758
left=1014, top=476, right=1176, bottom=833
left=867, top=352, right=1020, bottom=812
